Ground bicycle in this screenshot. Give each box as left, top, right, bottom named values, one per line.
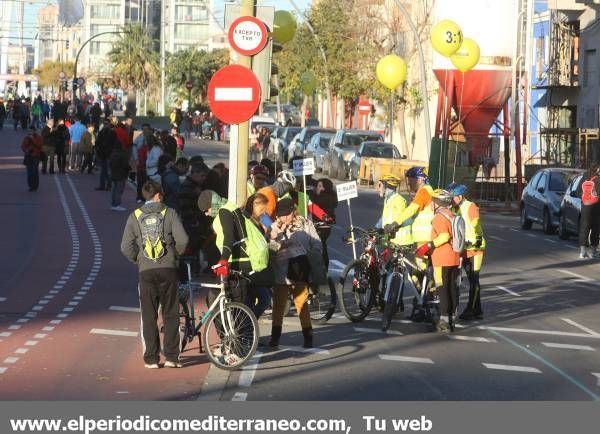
left=178, top=260, right=259, bottom=370
left=280, top=277, right=338, bottom=324
left=338, top=227, right=387, bottom=322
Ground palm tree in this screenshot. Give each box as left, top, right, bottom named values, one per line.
left=108, top=24, right=159, bottom=116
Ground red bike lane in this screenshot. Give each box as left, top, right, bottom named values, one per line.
left=0, top=130, right=211, bottom=400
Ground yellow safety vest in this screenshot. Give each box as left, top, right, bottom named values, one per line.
left=212, top=202, right=269, bottom=271
left=297, top=191, right=308, bottom=217
left=382, top=192, right=413, bottom=246
left=411, top=207, right=434, bottom=244
left=459, top=199, right=486, bottom=250
left=247, top=181, right=256, bottom=197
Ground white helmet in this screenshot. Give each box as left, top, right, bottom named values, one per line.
left=278, top=170, right=296, bottom=186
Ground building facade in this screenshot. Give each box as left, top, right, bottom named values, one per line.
left=35, top=4, right=82, bottom=67
left=162, top=0, right=213, bottom=53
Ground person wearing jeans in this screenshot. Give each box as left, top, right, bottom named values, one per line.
left=21, top=126, right=43, bottom=192
left=109, top=143, right=130, bottom=211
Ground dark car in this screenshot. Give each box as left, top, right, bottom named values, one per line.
left=520, top=168, right=584, bottom=234
left=305, top=132, right=335, bottom=172
left=348, top=141, right=403, bottom=180
left=323, top=129, right=383, bottom=180
left=558, top=173, right=585, bottom=239
left=270, top=126, right=302, bottom=163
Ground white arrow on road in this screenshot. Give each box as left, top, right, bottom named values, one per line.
left=214, top=87, right=253, bottom=101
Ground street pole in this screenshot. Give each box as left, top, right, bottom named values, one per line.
left=232, top=0, right=254, bottom=206
left=160, top=0, right=166, bottom=116
left=391, top=0, right=432, bottom=159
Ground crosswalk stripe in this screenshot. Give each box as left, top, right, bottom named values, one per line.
left=482, top=363, right=541, bottom=373
left=109, top=306, right=141, bottom=313
left=541, top=342, right=595, bottom=351
left=379, top=355, right=434, bottom=364
left=448, top=335, right=496, bottom=343
left=90, top=328, right=138, bottom=337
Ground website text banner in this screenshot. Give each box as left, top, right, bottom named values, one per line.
left=1, top=402, right=597, bottom=434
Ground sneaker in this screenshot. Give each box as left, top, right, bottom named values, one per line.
left=579, top=252, right=589, bottom=259
left=435, top=320, right=450, bottom=333
left=164, top=360, right=182, bottom=368
left=111, top=206, right=127, bottom=212
left=144, top=363, right=160, bottom=369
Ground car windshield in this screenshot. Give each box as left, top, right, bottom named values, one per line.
left=549, top=172, right=570, bottom=192
left=319, top=134, right=334, bottom=148
left=342, top=133, right=382, bottom=148
left=361, top=143, right=399, bottom=158
left=285, top=128, right=302, bottom=140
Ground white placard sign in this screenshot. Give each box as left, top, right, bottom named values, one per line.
left=293, top=158, right=315, bottom=176
left=336, top=181, right=358, bottom=201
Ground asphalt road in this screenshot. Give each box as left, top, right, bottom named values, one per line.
left=0, top=130, right=599, bottom=401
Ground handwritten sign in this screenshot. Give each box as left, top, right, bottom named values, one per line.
left=293, top=158, right=315, bottom=176
left=336, top=181, right=358, bottom=201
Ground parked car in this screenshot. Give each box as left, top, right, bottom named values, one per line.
left=348, top=141, right=403, bottom=181
left=520, top=167, right=584, bottom=234
left=269, top=126, right=302, bottom=163
left=250, top=116, right=276, bottom=131
left=558, top=173, right=585, bottom=239
left=322, top=129, right=383, bottom=180
left=305, top=132, right=335, bottom=172
left=263, top=104, right=302, bottom=126
left=287, top=127, right=336, bottom=159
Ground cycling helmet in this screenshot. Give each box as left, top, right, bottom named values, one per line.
left=250, top=164, right=269, bottom=177
left=446, top=183, right=467, bottom=196
left=431, top=188, right=453, bottom=206
left=278, top=170, right=296, bottom=186
left=405, top=166, right=428, bottom=179
left=380, top=174, right=402, bottom=188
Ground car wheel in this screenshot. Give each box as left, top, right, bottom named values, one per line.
left=542, top=208, right=554, bottom=234
left=520, top=206, right=532, bottom=230
left=558, top=213, right=569, bottom=240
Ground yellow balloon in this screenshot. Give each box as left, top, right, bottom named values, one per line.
left=450, top=38, right=480, bottom=72
left=376, top=55, right=407, bottom=91
left=300, top=71, right=317, bottom=94
left=272, top=10, right=297, bottom=44
left=431, top=20, right=463, bottom=57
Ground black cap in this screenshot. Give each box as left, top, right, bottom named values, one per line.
left=275, top=198, right=295, bottom=217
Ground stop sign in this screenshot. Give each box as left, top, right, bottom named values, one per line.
left=185, top=80, right=193, bottom=90
left=208, top=64, right=261, bottom=125
left=358, top=99, right=371, bottom=116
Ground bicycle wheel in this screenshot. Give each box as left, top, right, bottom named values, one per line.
left=178, top=288, right=194, bottom=352
left=308, top=277, right=338, bottom=324
left=382, top=273, right=402, bottom=331
left=201, top=301, right=259, bottom=370
left=339, top=259, right=377, bottom=322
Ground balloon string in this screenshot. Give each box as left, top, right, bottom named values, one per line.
left=452, top=71, right=465, bottom=182
left=439, top=69, right=448, bottom=188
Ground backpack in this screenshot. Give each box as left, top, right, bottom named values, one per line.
left=581, top=176, right=599, bottom=206
left=438, top=209, right=466, bottom=253
left=134, top=208, right=168, bottom=261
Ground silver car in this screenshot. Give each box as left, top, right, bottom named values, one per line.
left=323, top=129, right=383, bottom=180
left=305, top=132, right=335, bottom=172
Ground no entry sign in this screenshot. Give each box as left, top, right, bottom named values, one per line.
left=207, top=64, right=262, bottom=125
left=358, top=99, right=371, bottom=116
left=228, top=16, right=268, bottom=56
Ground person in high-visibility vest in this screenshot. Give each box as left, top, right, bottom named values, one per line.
left=448, top=183, right=485, bottom=321
left=376, top=174, right=413, bottom=246
left=395, top=166, right=434, bottom=227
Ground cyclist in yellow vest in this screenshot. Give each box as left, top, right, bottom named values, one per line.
left=395, top=166, right=434, bottom=227
left=447, top=183, right=485, bottom=320
left=376, top=174, right=413, bottom=246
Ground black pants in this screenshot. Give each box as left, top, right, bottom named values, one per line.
left=317, top=227, right=331, bottom=270
left=462, top=257, right=482, bottom=314
left=55, top=148, right=67, bottom=173
left=25, top=157, right=40, bottom=191
left=438, top=266, right=459, bottom=317
left=136, top=169, right=147, bottom=201
left=80, top=153, right=93, bottom=174
left=578, top=204, right=600, bottom=247
left=139, top=268, right=180, bottom=364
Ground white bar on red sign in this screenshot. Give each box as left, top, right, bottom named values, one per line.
left=359, top=105, right=370, bottom=111
left=214, top=87, right=253, bottom=102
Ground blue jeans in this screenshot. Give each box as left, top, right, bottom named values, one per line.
left=111, top=179, right=125, bottom=207
left=245, top=286, right=271, bottom=319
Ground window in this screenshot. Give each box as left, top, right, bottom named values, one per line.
left=536, top=172, right=548, bottom=191
left=90, top=24, right=116, bottom=37
left=361, top=144, right=399, bottom=159
left=90, top=4, right=120, bottom=20
left=175, top=5, right=207, bottom=21
left=174, top=24, right=208, bottom=40
left=528, top=172, right=541, bottom=190
left=549, top=172, right=569, bottom=192
left=342, top=134, right=383, bottom=148
left=90, top=41, right=112, bottom=56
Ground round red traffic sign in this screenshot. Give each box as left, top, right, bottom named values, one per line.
left=208, top=64, right=262, bottom=125
left=358, top=99, right=371, bottom=116
left=228, top=16, right=268, bottom=56
left=186, top=80, right=193, bottom=90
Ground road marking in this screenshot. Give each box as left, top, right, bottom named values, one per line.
left=557, top=269, right=593, bottom=282
left=3, top=357, right=18, bottom=364
left=109, top=306, right=141, bottom=313
left=77, top=291, right=86, bottom=295
left=232, top=392, right=248, bottom=401
left=34, top=333, right=47, bottom=339
left=49, top=290, right=59, bottom=294
left=53, top=285, right=63, bottom=290
left=44, top=295, right=54, bottom=299
left=24, top=341, right=38, bottom=346
left=354, top=327, right=403, bottom=336
left=90, top=328, right=139, bottom=337
left=542, top=342, right=595, bottom=351
left=17, top=319, right=29, bottom=323
left=8, top=325, right=21, bottom=330
left=238, top=352, right=262, bottom=387
left=42, top=326, right=54, bottom=332
left=38, top=300, right=49, bottom=305
left=479, top=325, right=600, bottom=339
left=73, top=296, right=82, bottom=300
left=63, top=307, right=74, bottom=312
left=280, top=346, right=330, bottom=356
left=0, top=297, right=6, bottom=302
left=482, top=363, right=541, bottom=373
left=49, top=320, right=62, bottom=325
left=448, top=335, right=496, bottom=343
left=57, top=313, right=69, bottom=318
left=560, top=318, right=600, bottom=336
left=32, top=305, right=44, bottom=311
left=509, top=228, right=519, bottom=232
left=489, top=235, right=505, bottom=241
left=0, top=367, right=7, bottom=374
left=25, top=312, right=37, bottom=317
left=115, top=391, right=129, bottom=395
left=15, top=348, right=28, bottom=354
left=526, top=233, right=537, bottom=238
left=0, top=332, right=11, bottom=337
left=593, top=373, right=600, bottom=386
left=543, top=238, right=558, bottom=244
left=68, top=301, right=79, bottom=306
left=565, top=245, right=578, bottom=250
left=496, top=286, right=521, bottom=297
left=379, top=355, right=434, bottom=364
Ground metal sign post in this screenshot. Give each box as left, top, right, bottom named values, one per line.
left=336, top=181, right=359, bottom=260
